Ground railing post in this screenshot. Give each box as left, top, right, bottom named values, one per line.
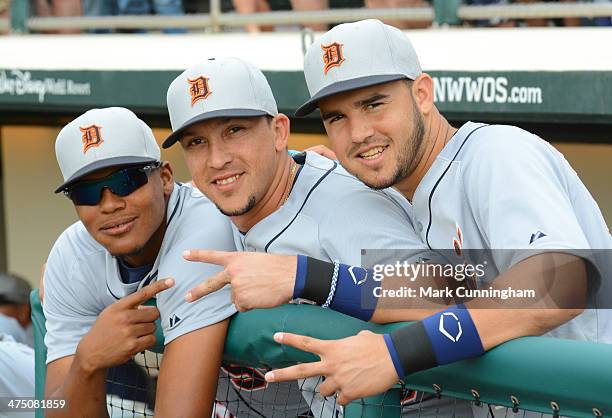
left=209, top=0, right=221, bottom=33
left=10, top=0, right=29, bottom=33
left=433, top=0, right=460, bottom=25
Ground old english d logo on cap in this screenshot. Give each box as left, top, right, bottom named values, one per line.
left=80, top=124, right=103, bottom=154
left=321, top=42, right=345, bottom=75
left=188, top=76, right=212, bottom=106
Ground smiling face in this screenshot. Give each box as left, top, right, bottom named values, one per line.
left=179, top=115, right=289, bottom=217
left=73, top=163, right=174, bottom=266
left=318, top=79, right=426, bottom=190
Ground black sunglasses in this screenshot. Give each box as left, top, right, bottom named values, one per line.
left=63, top=162, right=162, bottom=206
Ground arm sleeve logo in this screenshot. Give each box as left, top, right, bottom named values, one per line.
left=439, top=312, right=462, bottom=343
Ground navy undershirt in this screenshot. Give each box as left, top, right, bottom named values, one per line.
left=117, top=258, right=154, bottom=284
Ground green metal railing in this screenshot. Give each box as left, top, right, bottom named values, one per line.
left=31, top=291, right=612, bottom=418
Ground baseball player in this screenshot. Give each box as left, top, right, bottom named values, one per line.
left=163, top=57, right=446, bottom=417
left=43, top=107, right=237, bottom=417
left=0, top=273, right=34, bottom=347
left=180, top=19, right=612, bottom=406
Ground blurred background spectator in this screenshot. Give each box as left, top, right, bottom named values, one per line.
left=1, top=1, right=610, bottom=38
left=232, top=0, right=330, bottom=32
left=83, top=0, right=186, bottom=33
left=464, top=0, right=608, bottom=27
left=0, top=0, right=9, bottom=35
left=365, top=0, right=431, bottom=29
left=290, top=0, right=329, bottom=30
left=232, top=0, right=273, bottom=32
left=0, top=0, right=7, bottom=18
left=466, top=0, right=513, bottom=26
left=0, top=273, right=33, bottom=348
left=594, top=0, right=612, bottom=25
left=514, top=0, right=581, bottom=27
left=32, top=0, right=81, bottom=33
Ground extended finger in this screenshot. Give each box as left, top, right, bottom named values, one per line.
left=183, top=249, right=234, bottom=266
left=185, top=269, right=232, bottom=302
left=120, top=278, right=174, bottom=308
left=264, top=361, right=326, bottom=383
left=273, top=332, right=326, bottom=355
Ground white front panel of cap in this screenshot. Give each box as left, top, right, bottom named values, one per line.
left=56, top=108, right=158, bottom=181
left=168, top=58, right=274, bottom=130
left=304, top=19, right=421, bottom=96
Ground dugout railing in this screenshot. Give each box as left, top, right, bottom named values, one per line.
left=4, top=0, right=612, bottom=33
left=31, top=291, right=612, bottom=418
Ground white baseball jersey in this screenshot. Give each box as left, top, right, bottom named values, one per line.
left=0, top=314, right=29, bottom=346
left=43, top=182, right=237, bottom=364
left=217, top=151, right=434, bottom=418
left=405, top=121, right=612, bottom=343
left=0, top=335, right=35, bottom=418
left=235, top=151, right=429, bottom=263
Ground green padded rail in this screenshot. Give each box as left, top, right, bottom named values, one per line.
left=32, top=291, right=612, bottom=418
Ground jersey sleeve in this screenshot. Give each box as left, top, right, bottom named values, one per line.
left=318, top=188, right=438, bottom=267
left=463, top=127, right=591, bottom=271
left=43, top=238, right=99, bottom=364
left=156, top=217, right=237, bottom=345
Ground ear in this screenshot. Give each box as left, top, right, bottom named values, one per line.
left=160, top=161, right=174, bottom=197
left=411, top=74, right=435, bottom=115
left=272, top=114, right=291, bottom=152
left=18, top=304, right=31, bottom=328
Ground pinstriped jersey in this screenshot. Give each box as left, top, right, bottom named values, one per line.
left=407, top=121, right=612, bottom=343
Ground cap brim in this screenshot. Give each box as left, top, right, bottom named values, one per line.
left=54, top=156, right=158, bottom=193
left=294, top=74, right=410, bottom=117
left=162, top=108, right=270, bottom=149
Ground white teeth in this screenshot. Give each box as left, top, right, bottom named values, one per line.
left=216, top=174, right=240, bottom=185
left=360, top=146, right=385, bottom=159
left=107, top=220, right=130, bottom=230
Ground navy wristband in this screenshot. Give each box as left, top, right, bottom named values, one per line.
left=383, top=334, right=406, bottom=378
left=300, top=257, right=334, bottom=304
left=421, top=304, right=484, bottom=365
left=388, top=305, right=484, bottom=378
left=293, top=254, right=308, bottom=299
left=389, top=322, right=437, bottom=378
left=328, top=263, right=376, bottom=321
